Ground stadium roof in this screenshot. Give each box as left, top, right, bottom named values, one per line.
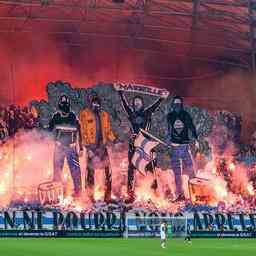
left=0, top=0, right=254, bottom=79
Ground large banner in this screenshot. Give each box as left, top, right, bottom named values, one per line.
left=0, top=211, right=124, bottom=230
left=0, top=210, right=255, bottom=238
left=125, top=211, right=256, bottom=238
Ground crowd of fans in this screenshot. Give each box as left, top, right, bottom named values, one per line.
left=0, top=104, right=38, bottom=142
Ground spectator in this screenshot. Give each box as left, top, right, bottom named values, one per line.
left=0, top=104, right=38, bottom=141
left=8, top=109, right=18, bottom=136
left=0, top=116, right=8, bottom=141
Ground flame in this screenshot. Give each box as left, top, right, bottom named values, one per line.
left=94, top=186, right=104, bottom=201
left=63, top=173, right=68, bottom=181
left=214, top=183, right=228, bottom=198
left=120, top=159, right=127, bottom=169
left=46, top=169, right=52, bottom=178
left=0, top=181, right=6, bottom=194
left=26, top=155, right=32, bottom=161
left=229, top=162, right=236, bottom=171
left=75, top=204, right=82, bottom=212
left=60, top=196, right=73, bottom=208
left=0, top=128, right=255, bottom=212
left=247, top=183, right=255, bottom=196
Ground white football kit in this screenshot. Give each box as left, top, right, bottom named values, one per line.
left=160, top=223, right=166, bottom=240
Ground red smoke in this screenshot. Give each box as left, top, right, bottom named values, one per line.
left=0, top=20, right=256, bottom=141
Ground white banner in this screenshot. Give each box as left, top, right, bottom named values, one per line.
left=114, top=83, right=169, bottom=98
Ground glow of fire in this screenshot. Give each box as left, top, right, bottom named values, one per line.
left=94, top=186, right=104, bottom=201
left=0, top=182, right=6, bottom=194
left=17, top=190, right=23, bottom=195
left=46, top=169, right=52, bottom=178
left=75, top=204, right=82, bottom=212
left=0, top=129, right=255, bottom=212
left=63, top=173, right=68, bottom=181
left=213, top=181, right=228, bottom=199
left=247, top=183, right=255, bottom=196
left=61, top=196, right=73, bottom=207
left=4, top=171, right=10, bottom=178
left=229, top=162, right=236, bottom=171
left=120, top=159, right=127, bottom=169
left=26, top=155, right=32, bottom=161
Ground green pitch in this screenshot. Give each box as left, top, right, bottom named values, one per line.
left=0, top=238, right=255, bottom=256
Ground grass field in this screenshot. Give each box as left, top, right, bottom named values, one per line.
left=0, top=238, right=255, bottom=256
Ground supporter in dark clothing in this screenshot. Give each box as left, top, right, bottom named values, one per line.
left=0, top=117, right=8, bottom=141
left=2, top=108, right=9, bottom=125
left=184, top=224, right=192, bottom=243
left=167, top=102, right=198, bottom=145
left=49, top=95, right=83, bottom=197
left=119, top=91, right=165, bottom=202
left=167, top=96, right=198, bottom=202
left=0, top=104, right=38, bottom=141
left=119, top=92, right=163, bottom=134
left=8, top=110, right=18, bottom=137
left=15, top=107, right=24, bottom=130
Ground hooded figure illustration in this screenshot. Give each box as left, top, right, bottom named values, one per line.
left=49, top=94, right=83, bottom=197
left=91, top=95, right=101, bottom=113
left=118, top=90, right=165, bottom=202
left=167, top=96, right=198, bottom=202
left=79, top=94, right=117, bottom=203
left=58, top=95, right=71, bottom=114
left=167, top=96, right=197, bottom=144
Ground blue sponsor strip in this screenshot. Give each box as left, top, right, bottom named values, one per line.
left=0, top=217, right=122, bottom=226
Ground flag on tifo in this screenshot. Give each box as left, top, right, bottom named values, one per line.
left=132, top=130, right=160, bottom=174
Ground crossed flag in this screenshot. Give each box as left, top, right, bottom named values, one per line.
left=131, top=129, right=169, bottom=175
